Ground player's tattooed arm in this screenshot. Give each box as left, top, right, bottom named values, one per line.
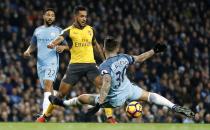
left=98, top=74, right=111, bottom=104
left=86, top=75, right=111, bottom=115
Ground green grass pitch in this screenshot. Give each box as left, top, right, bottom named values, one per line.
left=0, top=123, right=209, bottom=130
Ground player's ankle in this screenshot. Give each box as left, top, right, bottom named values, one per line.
left=172, top=104, right=178, bottom=110
left=107, top=116, right=118, bottom=124
left=43, top=114, right=50, bottom=118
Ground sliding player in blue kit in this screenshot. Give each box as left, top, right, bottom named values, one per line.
left=49, top=36, right=195, bottom=120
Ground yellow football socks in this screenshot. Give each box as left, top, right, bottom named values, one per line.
left=44, top=104, right=54, bottom=117
left=104, top=108, right=113, bottom=118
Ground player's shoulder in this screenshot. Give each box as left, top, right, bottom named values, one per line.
left=86, top=25, right=93, bottom=28
left=85, top=25, right=94, bottom=30
left=62, top=25, right=73, bottom=33
left=52, top=25, right=63, bottom=31
left=118, top=53, right=133, bottom=59
left=99, top=61, right=111, bottom=75
left=118, top=53, right=135, bottom=64
left=99, top=60, right=111, bottom=69
left=99, top=57, right=115, bottom=69
left=33, top=25, right=45, bottom=34
left=118, top=53, right=130, bottom=57
left=35, top=25, right=45, bottom=31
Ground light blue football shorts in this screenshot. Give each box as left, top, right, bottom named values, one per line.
left=95, top=83, right=144, bottom=108
left=37, top=65, right=58, bottom=88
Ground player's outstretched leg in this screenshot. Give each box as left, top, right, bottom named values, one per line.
left=49, top=94, right=96, bottom=107
left=49, top=95, right=66, bottom=107
left=140, top=91, right=195, bottom=118
left=49, top=94, right=118, bottom=123
left=36, top=81, right=72, bottom=122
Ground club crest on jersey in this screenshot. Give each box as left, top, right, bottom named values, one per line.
left=88, top=30, right=92, bottom=36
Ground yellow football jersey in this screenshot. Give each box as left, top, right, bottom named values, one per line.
left=61, top=25, right=96, bottom=64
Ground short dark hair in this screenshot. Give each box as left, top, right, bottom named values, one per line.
left=43, top=8, right=56, bottom=14
left=73, top=5, right=87, bottom=15
left=104, top=36, right=120, bottom=52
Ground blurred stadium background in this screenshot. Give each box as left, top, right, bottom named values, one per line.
left=0, top=0, right=210, bottom=124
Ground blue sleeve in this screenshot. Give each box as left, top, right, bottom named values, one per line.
left=99, top=64, right=111, bottom=75
left=30, top=30, right=37, bottom=45
left=123, top=54, right=135, bottom=64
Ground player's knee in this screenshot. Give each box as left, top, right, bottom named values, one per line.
left=58, top=81, right=72, bottom=96
left=56, top=92, right=66, bottom=98
left=78, top=94, right=89, bottom=102
left=139, top=90, right=150, bottom=101
left=78, top=94, right=96, bottom=105
left=148, top=92, right=157, bottom=103
left=43, top=80, right=53, bottom=92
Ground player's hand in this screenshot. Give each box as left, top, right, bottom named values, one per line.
left=47, top=42, right=56, bottom=49
left=56, top=46, right=65, bottom=53
left=86, top=103, right=101, bottom=116
left=153, top=43, right=167, bottom=53
left=23, top=50, right=31, bottom=57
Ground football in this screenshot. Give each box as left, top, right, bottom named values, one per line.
left=126, top=101, right=143, bottom=118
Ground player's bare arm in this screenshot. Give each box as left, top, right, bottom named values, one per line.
left=133, top=43, right=166, bottom=63
left=98, top=74, right=112, bottom=104
left=93, top=41, right=105, bottom=61
left=133, top=49, right=155, bottom=63
left=23, top=44, right=36, bottom=57
left=47, top=36, right=64, bottom=49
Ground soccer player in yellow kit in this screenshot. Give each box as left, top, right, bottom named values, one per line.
left=36, top=6, right=116, bottom=123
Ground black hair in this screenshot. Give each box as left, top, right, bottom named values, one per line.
left=73, top=5, right=87, bottom=15
left=104, top=36, right=120, bottom=52
left=43, top=8, right=56, bottom=14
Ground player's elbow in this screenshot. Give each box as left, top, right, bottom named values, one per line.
left=136, top=56, right=145, bottom=63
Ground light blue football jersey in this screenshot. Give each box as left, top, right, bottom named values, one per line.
left=30, top=25, right=64, bottom=67
left=99, top=54, right=137, bottom=107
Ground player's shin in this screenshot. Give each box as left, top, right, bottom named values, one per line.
left=42, top=92, right=51, bottom=114
left=77, top=94, right=97, bottom=105
left=44, top=103, right=55, bottom=117
left=42, top=80, right=54, bottom=116
left=63, top=97, right=82, bottom=106
left=148, top=92, right=175, bottom=109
